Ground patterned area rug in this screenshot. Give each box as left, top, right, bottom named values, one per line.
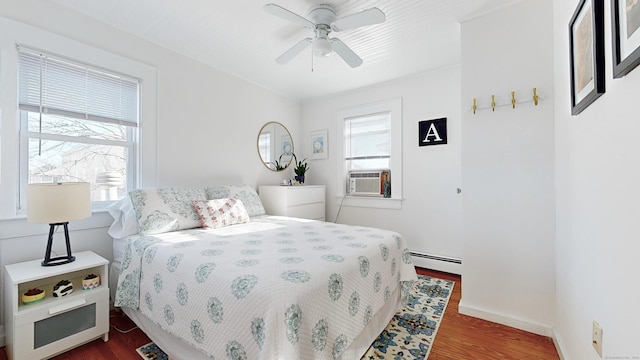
left=136, top=342, right=169, bottom=360
left=136, top=275, right=453, bottom=360
left=361, top=275, right=454, bottom=359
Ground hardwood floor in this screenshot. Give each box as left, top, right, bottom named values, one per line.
left=0, top=267, right=559, bottom=359
left=417, top=268, right=559, bottom=360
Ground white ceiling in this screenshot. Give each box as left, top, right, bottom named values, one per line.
left=52, top=0, right=517, bottom=101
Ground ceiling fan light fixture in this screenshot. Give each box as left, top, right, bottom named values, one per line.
left=313, top=37, right=332, bottom=57
left=265, top=3, right=385, bottom=67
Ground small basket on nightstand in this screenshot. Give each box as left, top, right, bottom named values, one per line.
left=22, top=288, right=45, bottom=305
left=82, top=273, right=101, bottom=290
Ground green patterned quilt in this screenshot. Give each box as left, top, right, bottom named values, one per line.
left=115, top=216, right=417, bottom=359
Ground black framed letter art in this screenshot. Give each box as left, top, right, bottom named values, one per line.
left=612, top=0, right=640, bottom=78
left=569, top=0, right=605, bottom=115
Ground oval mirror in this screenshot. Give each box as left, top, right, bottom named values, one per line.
left=257, top=122, right=293, bottom=171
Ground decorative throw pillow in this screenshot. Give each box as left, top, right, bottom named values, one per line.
left=193, top=198, right=251, bottom=229
left=204, top=184, right=266, bottom=217
left=129, top=187, right=207, bottom=234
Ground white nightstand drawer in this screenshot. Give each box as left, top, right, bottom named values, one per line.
left=14, top=296, right=109, bottom=359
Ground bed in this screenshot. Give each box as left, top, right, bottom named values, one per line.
left=108, top=185, right=417, bottom=360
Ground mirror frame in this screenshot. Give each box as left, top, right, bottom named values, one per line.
left=257, top=121, right=294, bottom=172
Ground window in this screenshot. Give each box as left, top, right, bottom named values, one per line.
left=345, top=112, right=391, bottom=171
left=336, top=98, right=402, bottom=209
left=258, top=132, right=272, bottom=164
left=18, top=46, right=139, bottom=208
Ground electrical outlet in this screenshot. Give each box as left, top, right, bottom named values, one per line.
left=592, top=321, right=603, bottom=357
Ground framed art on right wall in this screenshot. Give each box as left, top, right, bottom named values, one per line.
left=612, top=0, right=640, bottom=78
left=569, top=0, right=606, bottom=116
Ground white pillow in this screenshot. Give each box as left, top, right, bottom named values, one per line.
left=129, top=187, right=207, bottom=235
left=193, top=198, right=251, bottom=229
left=107, top=197, right=140, bottom=238
left=205, top=184, right=265, bottom=217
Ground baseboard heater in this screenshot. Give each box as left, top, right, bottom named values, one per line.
left=410, top=251, right=462, bottom=264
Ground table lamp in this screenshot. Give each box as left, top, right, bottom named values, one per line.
left=27, top=182, right=91, bottom=266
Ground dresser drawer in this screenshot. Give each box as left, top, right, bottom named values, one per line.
left=259, top=185, right=325, bottom=221
left=285, top=203, right=325, bottom=221
left=285, top=186, right=324, bottom=207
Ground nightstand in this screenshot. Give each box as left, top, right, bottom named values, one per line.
left=3, top=250, right=109, bottom=360
left=259, top=185, right=325, bottom=220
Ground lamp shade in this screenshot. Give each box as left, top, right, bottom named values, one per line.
left=313, top=37, right=332, bottom=57
left=27, top=182, right=91, bottom=224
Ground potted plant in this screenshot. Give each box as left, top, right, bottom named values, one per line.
left=269, top=158, right=285, bottom=171
left=270, top=153, right=292, bottom=171
left=292, top=153, right=309, bottom=184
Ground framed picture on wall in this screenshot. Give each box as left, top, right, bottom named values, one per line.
left=569, top=0, right=605, bottom=115
left=280, top=135, right=293, bottom=164
left=309, top=129, right=328, bottom=160
left=612, top=0, right=640, bottom=78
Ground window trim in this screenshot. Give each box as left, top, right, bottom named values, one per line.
left=335, top=98, right=403, bottom=209
left=0, top=19, right=157, bottom=219
left=17, top=47, right=141, bottom=211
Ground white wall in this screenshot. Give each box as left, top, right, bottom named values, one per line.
left=459, top=0, right=556, bottom=336
left=0, top=0, right=301, bottom=343
left=301, top=66, right=463, bottom=274
left=553, top=1, right=640, bottom=358
left=2, top=1, right=637, bottom=358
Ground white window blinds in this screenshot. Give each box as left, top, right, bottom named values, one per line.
left=18, top=46, right=139, bottom=127
left=345, top=111, right=391, bottom=170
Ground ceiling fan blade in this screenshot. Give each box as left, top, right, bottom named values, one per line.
left=276, top=38, right=312, bottom=64
left=331, top=7, right=385, bottom=32
left=263, top=3, right=315, bottom=30
left=330, top=38, right=363, bottom=68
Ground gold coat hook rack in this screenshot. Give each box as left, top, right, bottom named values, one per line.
left=469, top=88, right=543, bottom=114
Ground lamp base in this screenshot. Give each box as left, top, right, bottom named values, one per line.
left=42, top=222, right=76, bottom=267
left=41, top=255, right=76, bottom=267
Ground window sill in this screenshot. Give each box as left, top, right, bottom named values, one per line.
left=336, top=196, right=402, bottom=210
left=0, top=210, right=113, bottom=240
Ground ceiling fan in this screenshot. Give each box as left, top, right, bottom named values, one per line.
left=263, top=3, right=386, bottom=68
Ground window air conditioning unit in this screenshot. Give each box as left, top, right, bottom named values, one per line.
left=348, top=170, right=387, bottom=196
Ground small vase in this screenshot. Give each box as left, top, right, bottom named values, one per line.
left=294, top=175, right=305, bottom=184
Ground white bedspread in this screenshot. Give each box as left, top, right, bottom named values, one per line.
left=115, top=216, right=417, bottom=360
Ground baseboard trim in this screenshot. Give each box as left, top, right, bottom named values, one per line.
left=411, top=255, right=462, bottom=275
left=458, top=300, right=553, bottom=337
left=551, top=326, right=568, bottom=360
